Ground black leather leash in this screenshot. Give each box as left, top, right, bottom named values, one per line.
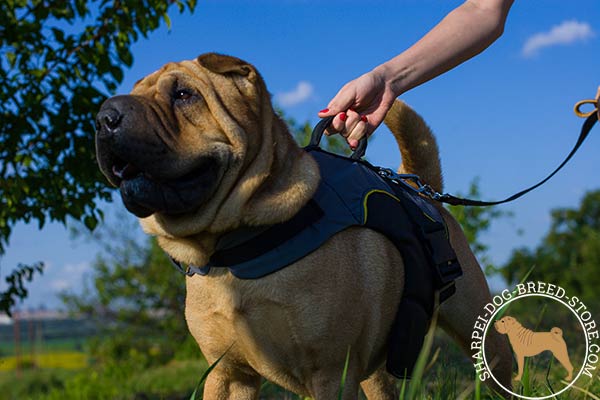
left=438, top=111, right=597, bottom=206
left=313, top=105, right=598, bottom=207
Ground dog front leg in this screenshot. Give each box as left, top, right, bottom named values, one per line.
left=203, top=366, right=261, bottom=400
left=514, top=354, right=525, bottom=382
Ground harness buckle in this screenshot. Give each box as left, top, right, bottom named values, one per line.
left=168, top=256, right=204, bottom=277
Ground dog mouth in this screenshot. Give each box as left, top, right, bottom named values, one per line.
left=112, top=160, right=142, bottom=181
left=105, top=154, right=221, bottom=218
left=493, top=321, right=505, bottom=333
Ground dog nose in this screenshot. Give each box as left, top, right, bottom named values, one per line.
left=96, top=108, right=122, bottom=138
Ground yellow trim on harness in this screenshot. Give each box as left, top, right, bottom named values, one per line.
left=362, top=189, right=437, bottom=225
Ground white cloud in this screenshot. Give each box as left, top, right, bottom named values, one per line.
left=522, top=20, right=594, bottom=57
left=50, top=279, right=71, bottom=291
left=49, top=261, right=90, bottom=292
left=275, top=81, right=314, bottom=107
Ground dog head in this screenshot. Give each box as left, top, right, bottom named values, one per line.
left=95, top=53, right=319, bottom=262
left=494, top=316, right=520, bottom=334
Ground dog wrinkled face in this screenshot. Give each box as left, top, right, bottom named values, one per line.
left=494, top=316, right=515, bottom=334
left=95, top=60, right=236, bottom=218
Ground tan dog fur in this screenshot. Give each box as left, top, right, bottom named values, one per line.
left=495, top=316, right=574, bottom=381
left=101, top=54, right=513, bottom=399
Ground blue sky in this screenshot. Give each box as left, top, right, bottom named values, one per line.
left=2, top=0, right=599, bottom=309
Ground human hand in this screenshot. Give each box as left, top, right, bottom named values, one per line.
left=317, top=69, right=398, bottom=149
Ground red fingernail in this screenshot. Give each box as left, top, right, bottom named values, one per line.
left=360, top=115, right=368, bottom=123
left=339, top=112, right=347, bottom=121
left=319, top=108, right=329, bottom=114
left=349, top=139, right=358, bottom=149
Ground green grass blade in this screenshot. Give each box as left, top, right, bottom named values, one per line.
left=398, top=377, right=407, bottom=400
left=560, top=380, right=600, bottom=400
left=189, top=345, right=233, bottom=400
left=521, top=358, right=531, bottom=397
left=406, top=296, right=440, bottom=400
left=338, top=346, right=351, bottom=400
left=519, top=264, right=536, bottom=285
left=474, top=372, right=481, bottom=400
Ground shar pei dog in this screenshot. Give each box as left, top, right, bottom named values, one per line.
left=495, top=316, right=574, bottom=382
left=95, top=53, right=512, bottom=399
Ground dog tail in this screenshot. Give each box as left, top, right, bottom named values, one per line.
left=384, top=100, right=443, bottom=193
left=551, top=327, right=563, bottom=337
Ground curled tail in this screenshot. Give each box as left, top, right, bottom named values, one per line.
left=384, top=100, right=443, bottom=193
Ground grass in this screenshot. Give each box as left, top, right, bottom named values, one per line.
left=4, top=298, right=600, bottom=399
left=0, top=359, right=208, bottom=400
left=3, top=341, right=599, bottom=399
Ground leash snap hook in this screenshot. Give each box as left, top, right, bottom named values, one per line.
left=418, top=183, right=442, bottom=201
left=377, top=167, right=395, bottom=179
left=377, top=167, right=443, bottom=201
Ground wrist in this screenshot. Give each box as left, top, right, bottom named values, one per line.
left=372, top=61, right=410, bottom=98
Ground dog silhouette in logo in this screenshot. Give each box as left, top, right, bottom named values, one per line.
left=494, top=316, right=573, bottom=381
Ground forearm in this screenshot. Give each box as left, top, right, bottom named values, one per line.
left=375, top=0, right=513, bottom=96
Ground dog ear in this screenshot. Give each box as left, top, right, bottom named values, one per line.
left=197, top=53, right=257, bottom=80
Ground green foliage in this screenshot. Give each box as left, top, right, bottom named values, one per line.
left=501, top=189, right=600, bottom=301
left=0, top=0, right=197, bottom=314
left=279, top=109, right=352, bottom=156
left=446, top=178, right=512, bottom=274
left=0, top=359, right=207, bottom=400
left=0, top=262, right=44, bottom=316
left=62, top=213, right=197, bottom=367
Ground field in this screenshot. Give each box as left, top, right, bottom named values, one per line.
left=2, top=317, right=599, bottom=400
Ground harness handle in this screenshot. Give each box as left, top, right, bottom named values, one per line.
left=309, top=116, right=368, bottom=160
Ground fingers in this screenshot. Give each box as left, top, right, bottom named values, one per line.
left=347, top=115, right=368, bottom=149
left=322, top=110, right=368, bottom=149
left=316, top=78, right=372, bottom=148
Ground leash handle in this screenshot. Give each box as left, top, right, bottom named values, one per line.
left=309, top=116, right=368, bottom=160
left=574, top=99, right=598, bottom=118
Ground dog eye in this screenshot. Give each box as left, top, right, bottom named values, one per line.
left=174, top=89, right=195, bottom=102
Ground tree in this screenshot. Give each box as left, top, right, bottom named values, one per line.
left=0, top=0, right=197, bottom=314
left=501, top=190, right=600, bottom=302
left=447, top=178, right=512, bottom=274
left=277, top=109, right=351, bottom=155
left=62, top=212, right=195, bottom=366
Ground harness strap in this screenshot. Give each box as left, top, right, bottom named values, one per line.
left=209, top=200, right=324, bottom=266
left=437, top=112, right=597, bottom=206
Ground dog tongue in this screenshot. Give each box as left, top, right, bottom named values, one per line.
left=112, top=163, right=141, bottom=180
